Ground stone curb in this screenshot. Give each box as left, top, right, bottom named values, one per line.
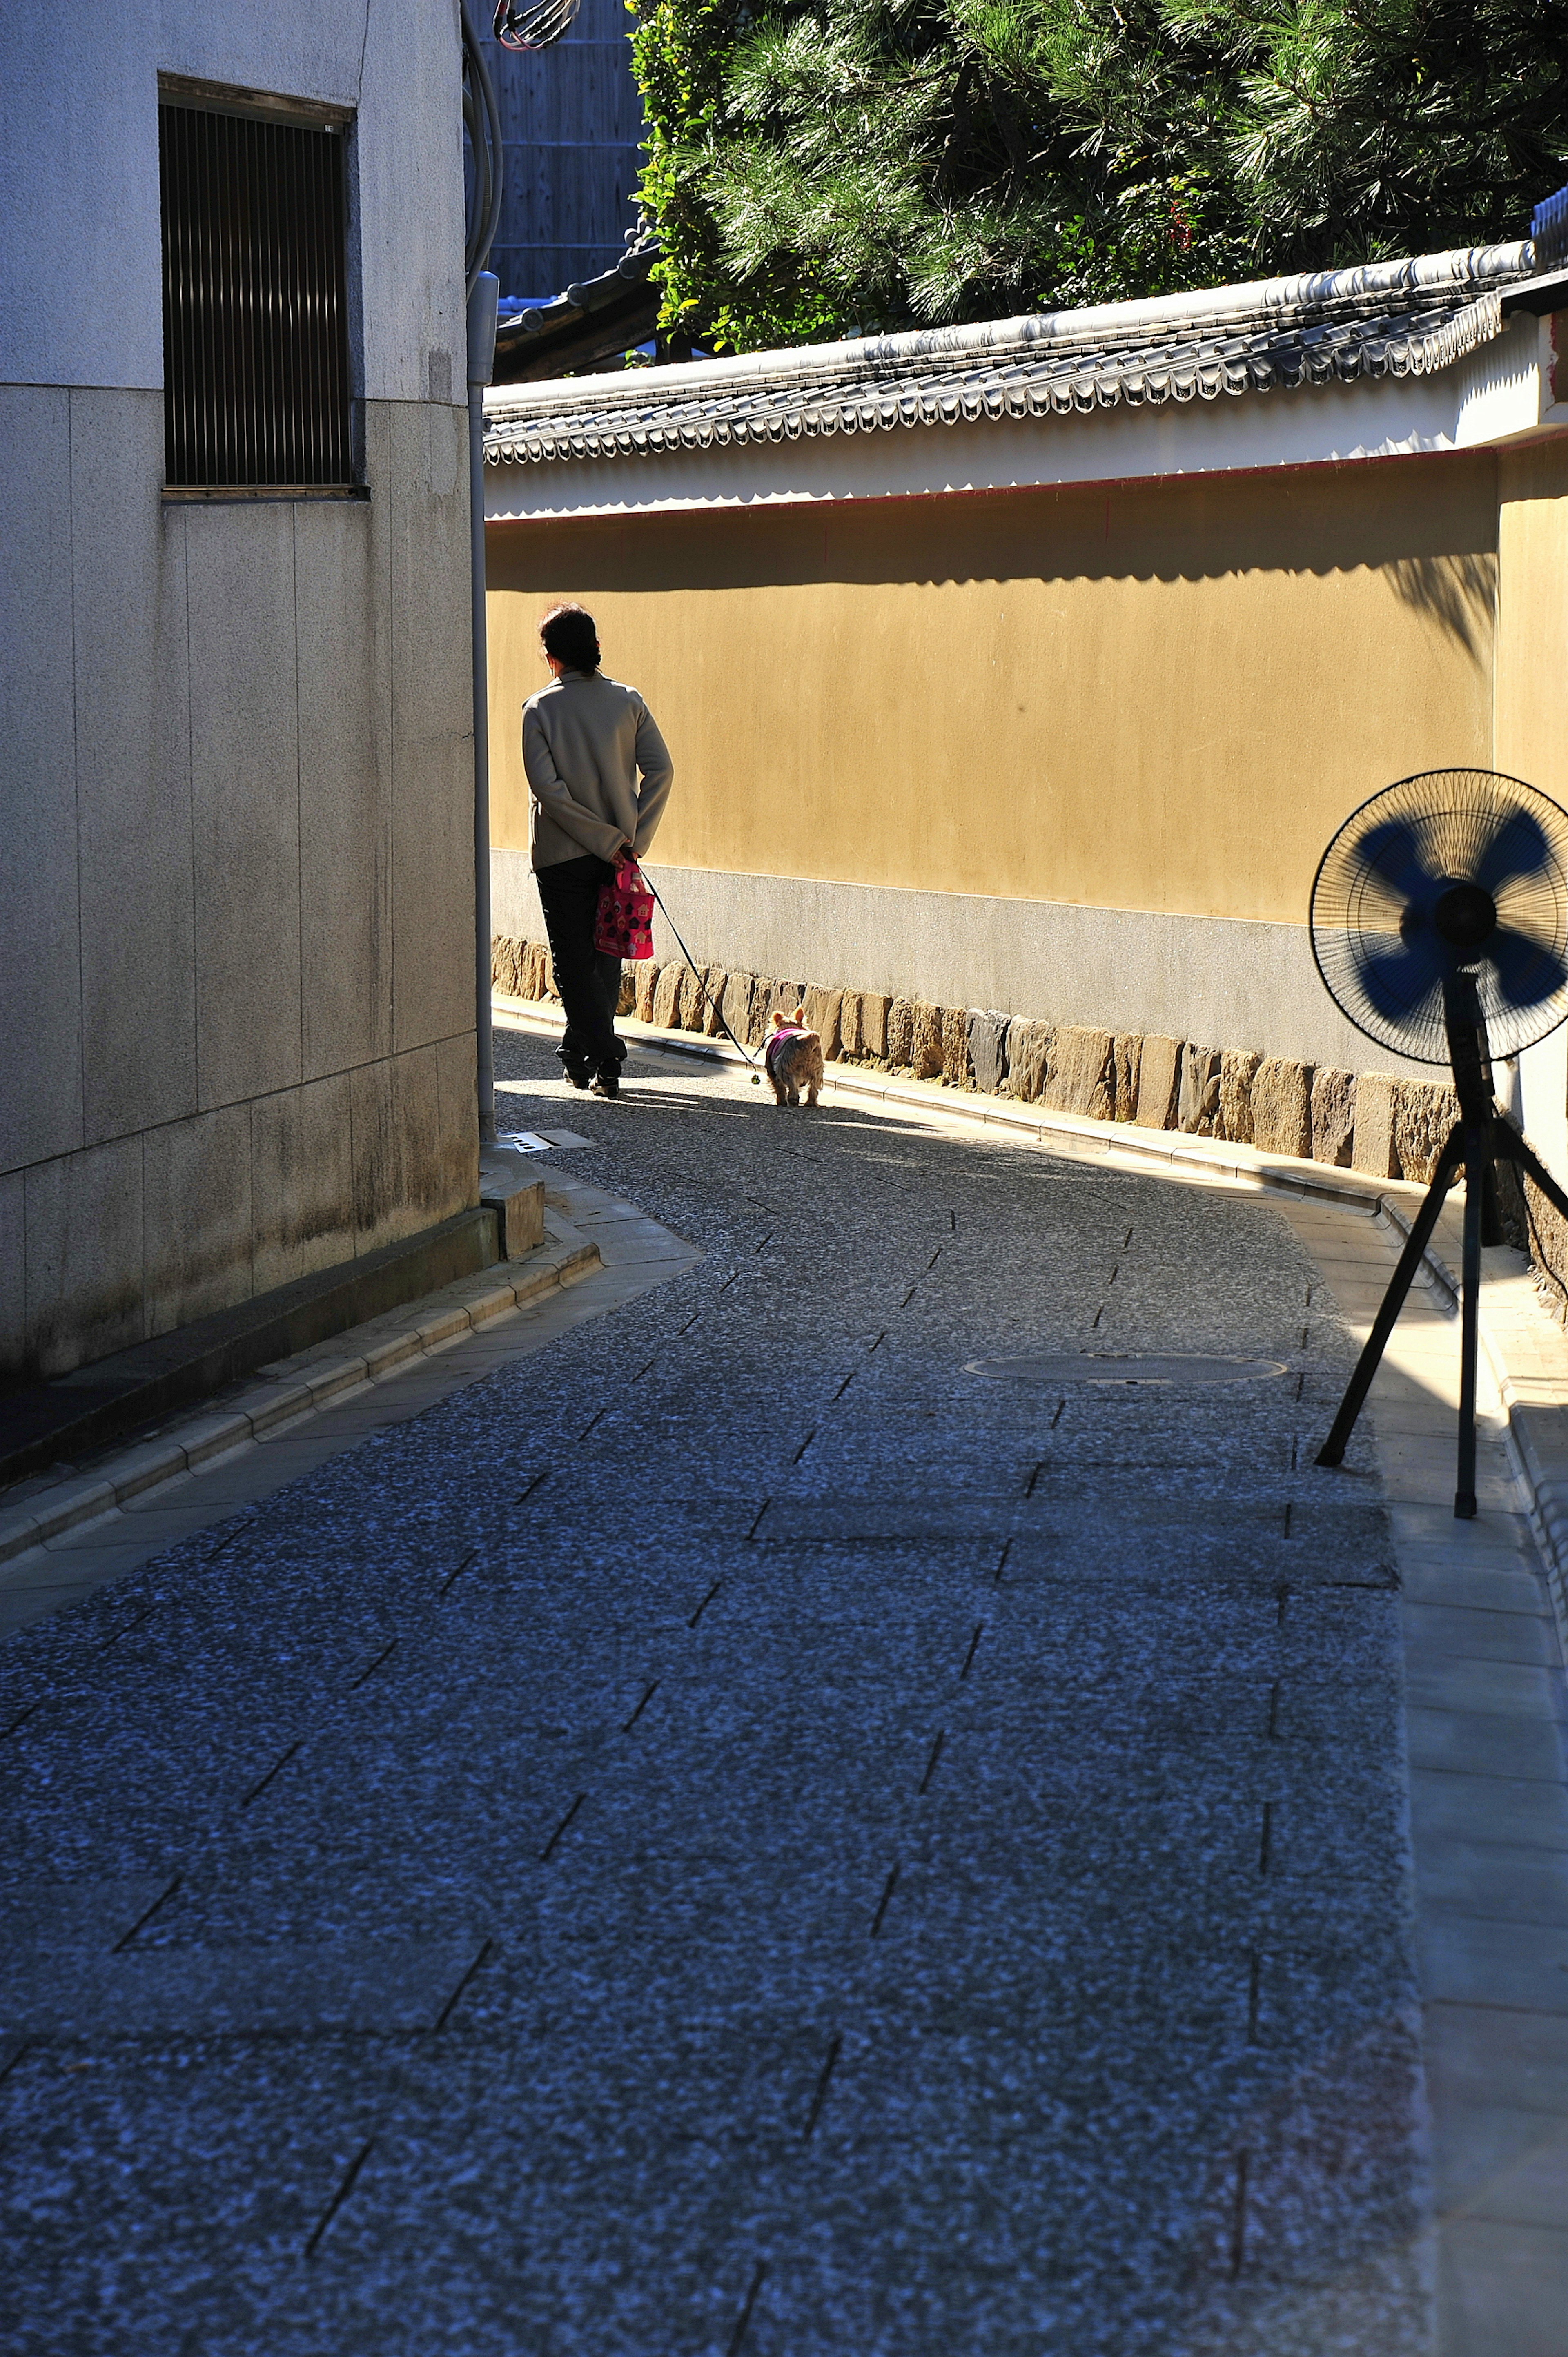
left=496, top=993, right=1437, bottom=1216
left=0, top=1220, right=601, bottom=1571
left=499, top=994, right=1568, bottom=1653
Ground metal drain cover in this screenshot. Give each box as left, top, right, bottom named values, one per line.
left=965, top=1353, right=1287, bottom=1387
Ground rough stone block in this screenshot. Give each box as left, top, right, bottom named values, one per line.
left=1113, top=1036, right=1140, bottom=1123
left=1311, top=1067, right=1356, bottom=1167
left=681, top=966, right=717, bottom=1032
left=617, top=969, right=637, bottom=1016
left=686, top=966, right=712, bottom=1031
left=651, top=964, right=681, bottom=1031
left=1220, top=1050, right=1261, bottom=1143
left=1524, top=1175, right=1568, bottom=1315
left=839, top=992, right=863, bottom=1059
left=1351, top=1073, right=1399, bottom=1178
left=491, top=935, right=520, bottom=998
left=1250, top=1059, right=1314, bottom=1158
left=1396, top=1078, right=1459, bottom=1183
left=967, top=1011, right=1009, bottom=1096
left=672, top=965, right=698, bottom=1031
left=745, top=982, right=775, bottom=1048
left=635, top=958, right=659, bottom=1024
left=521, top=940, right=554, bottom=1002
left=911, top=1002, right=945, bottom=1080
left=1177, top=1045, right=1223, bottom=1135
left=1134, top=1036, right=1182, bottom=1129
left=887, top=998, right=915, bottom=1069
left=716, top=970, right=753, bottom=1044
left=1007, top=1020, right=1053, bottom=1103
left=1046, top=1026, right=1116, bottom=1120
left=942, top=1007, right=974, bottom=1088
left=699, top=968, right=728, bottom=1035
left=803, top=985, right=843, bottom=1060
left=858, top=993, right=892, bottom=1061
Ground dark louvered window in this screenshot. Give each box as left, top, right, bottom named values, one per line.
left=159, top=97, right=352, bottom=490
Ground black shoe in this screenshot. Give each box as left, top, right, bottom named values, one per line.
left=592, top=1067, right=620, bottom=1099
left=556, top=1045, right=592, bottom=1090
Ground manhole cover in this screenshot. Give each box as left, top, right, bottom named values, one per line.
left=965, top=1353, right=1287, bottom=1387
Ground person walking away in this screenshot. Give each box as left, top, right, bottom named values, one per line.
left=522, top=604, right=674, bottom=1098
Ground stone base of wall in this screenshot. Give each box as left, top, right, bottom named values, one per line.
left=494, top=931, right=1567, bottom=1307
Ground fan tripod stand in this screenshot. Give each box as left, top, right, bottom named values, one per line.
left=1317, top=974, right=1568, bottom=1517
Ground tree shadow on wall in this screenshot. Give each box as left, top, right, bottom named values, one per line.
left=1385, top=552, right=1494, bottom=666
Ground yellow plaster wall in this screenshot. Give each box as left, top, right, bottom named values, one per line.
left=1496, top=437, right=1568, bottom=805
left=487, top=454, right=1499, bottom=926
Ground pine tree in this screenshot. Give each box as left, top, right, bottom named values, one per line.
left=628, top=0, right=1568, bottom=352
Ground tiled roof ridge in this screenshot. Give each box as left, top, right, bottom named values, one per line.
left=485, top=239, right=1533, bottom=466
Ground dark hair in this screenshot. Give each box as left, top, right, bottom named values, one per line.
left=539, top=602, right=600, bottom=675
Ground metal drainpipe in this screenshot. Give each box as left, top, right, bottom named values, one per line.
left=468, top=272, right=500, bottom=1145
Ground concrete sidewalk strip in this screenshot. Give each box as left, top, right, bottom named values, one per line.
left=1266, top=1185, right=1568, bottom=2354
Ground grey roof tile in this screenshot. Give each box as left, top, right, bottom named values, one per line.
left=484, top=241, right=1537, bottom=470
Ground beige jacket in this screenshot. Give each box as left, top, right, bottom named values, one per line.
left=522, top=670, right=675, bottom=871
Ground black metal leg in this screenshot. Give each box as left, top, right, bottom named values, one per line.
left=1316, top=1125, right=1466, bottom=1468
left=1456, top=1128, right=1486, bottom=1519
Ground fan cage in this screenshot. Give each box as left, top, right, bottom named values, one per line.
left=1310, top=769, right=1568, bottom=1065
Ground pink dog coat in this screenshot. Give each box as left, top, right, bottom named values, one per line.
left=765, top=1023, right=812, bottom=1078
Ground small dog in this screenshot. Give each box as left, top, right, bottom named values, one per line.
left=764, top=1007, right=824, bottom=1107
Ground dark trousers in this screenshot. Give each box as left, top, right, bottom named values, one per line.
left=535, top=854, right=624, bottom=1077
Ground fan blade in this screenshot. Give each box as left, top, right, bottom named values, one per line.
left=1351, top=819, right=1440, bottom=906
left=1488, top=924, right=1568, bottom=1009
left=1358, top=933, right=1448, bottom=1022
left=1471, top=806, right=1552, bottom=895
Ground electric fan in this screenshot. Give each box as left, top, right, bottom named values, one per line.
left=1310, top=769, right=1568, bottom=1516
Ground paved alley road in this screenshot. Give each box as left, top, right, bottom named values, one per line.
left=0, top=1033, right=1425, bottom=2355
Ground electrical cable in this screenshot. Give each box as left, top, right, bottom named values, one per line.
left=459, top=0, right=504, bottom=292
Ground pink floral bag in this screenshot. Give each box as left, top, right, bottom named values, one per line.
left=594, top=855, right=656, bottom=960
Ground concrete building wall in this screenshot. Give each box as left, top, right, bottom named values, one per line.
left=0, top=1, right=478, bottom=1383
left=486, top=452, right=1499, bottom=1076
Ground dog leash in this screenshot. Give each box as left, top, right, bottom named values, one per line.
left=639, top=873, right=766, bottom=1082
